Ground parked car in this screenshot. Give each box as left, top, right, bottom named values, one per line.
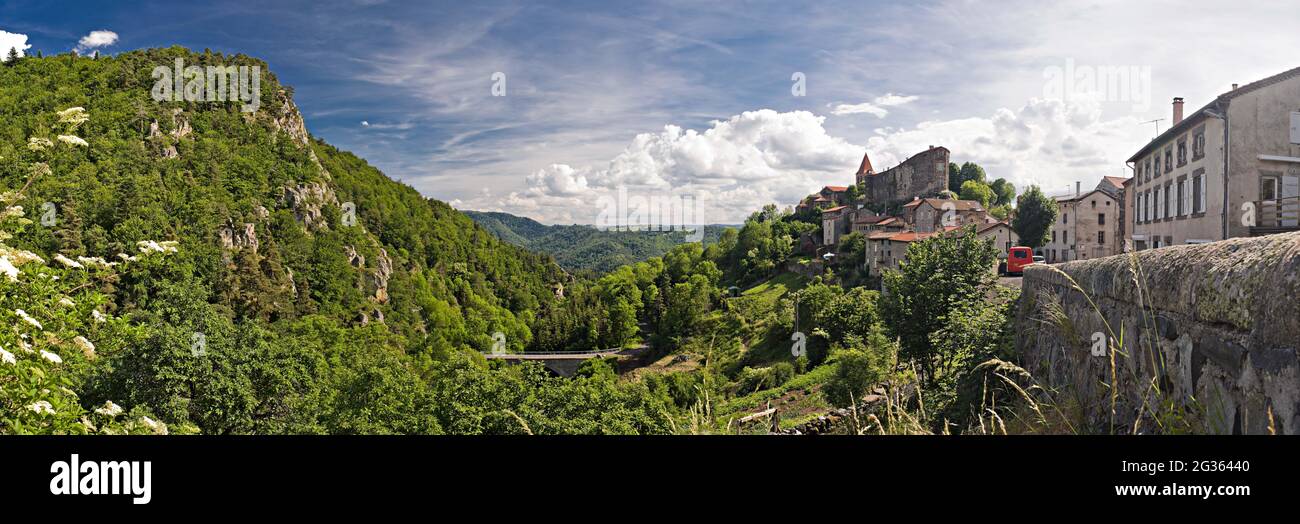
left=1000, top=246, right=1036, bottom=275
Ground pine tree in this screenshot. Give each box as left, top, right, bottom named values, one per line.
left=5, top=47, right=19, bottom=65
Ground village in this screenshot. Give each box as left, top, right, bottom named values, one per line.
left=795, top=65, right=1300, bottom=280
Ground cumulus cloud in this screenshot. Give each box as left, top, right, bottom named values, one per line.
left=469, top=110, right=866, bottom=224
left=75, top=30, right=118, bottom=54
left=831, top=93, right=919, bottom=118
left=863, top=96, right=1146, bottom=197
left=469, top=96, right=1147, bottom=223
left=0, top=29, right=31, bottom=61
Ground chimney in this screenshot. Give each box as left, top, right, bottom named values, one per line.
left=1172, top=97, right=1184, bottom=125
left=1231, top=83, right=1239, bottom=90
left=1075, top=181, right=1081, bottom=197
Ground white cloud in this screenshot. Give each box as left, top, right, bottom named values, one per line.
left=75, top=30, right=118, bottom=53
left=831, top=102, right=888, bottom=118
left=864, top=97, right=1145, bottom=198
left=0, top=29, right=31, bottom=61
left=873, top=93, right=918, bottom=107
left=831, top=93, right=919, bottom=118
left=467, top=109, right=866, bottom=224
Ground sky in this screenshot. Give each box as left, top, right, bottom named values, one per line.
left=3, top=0, right=1299, bottom=224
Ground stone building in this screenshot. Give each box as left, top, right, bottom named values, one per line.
left=1127, top=66, right=1300, bottom=250
left=977, top=221, right=1019, bottom=258
left=855, top=146, right=949, bottom=204
left=1043, top=181, right=1121, bottom=263
left=901, top=197, right=988, bottom=233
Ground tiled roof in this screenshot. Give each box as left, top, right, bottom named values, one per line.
left=821, top=205, right=848, bottom=213
left=855, top=153, right=874, bottom=175
left=902, top=198, right=985, bottom=211
left=824, top=185, right=849, bottom=192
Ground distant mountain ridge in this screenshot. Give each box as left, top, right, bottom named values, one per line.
left=464, top=210, right=733, bottom=274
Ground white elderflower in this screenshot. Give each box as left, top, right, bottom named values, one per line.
left=0, top=256, right=18, bottom=282
left=92, top=310, right=107, bottom=323
left=58, top=297, right=76, bottom=307
left=94, top=400, right=124, bottom=417
left=0, top=205, right=23, bottom=219
left=116, top=253, right=137, bottom=263
left=17, top=337, right=33, bottom=353
left=40, top=349, right=63, bottom=364
left=57, top=135, right=89, bottom=147
left=56, top=107, right=89, bottom=127
left=15, top=309, right=42, bottom=330
left=0, top=347, right=15, bottom=365
left=27, top=401, right=55, bottom=415
left=137, top=240, right=179, bottom=254
left=76, top=256, right=111, bottom=268
left=141, top=416, right=168, bottom=435
left=53, top=254, right=83, bottom=268
left=2, top=248, right=43, bottom=266
left=27, top=137, right=53, bottom=152
left=73, top=336, right=95, bottom=358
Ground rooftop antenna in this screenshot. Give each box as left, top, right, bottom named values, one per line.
left=1140, top=118, right=1165, bottom=138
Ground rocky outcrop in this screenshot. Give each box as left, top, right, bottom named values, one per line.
left=272, top=89, right=311, bottom=148
left=282, top=182, right=338, bottom=231
left=219, top=222, right=259, bottom=253
left=1015, top=232, right=1300, bottom=434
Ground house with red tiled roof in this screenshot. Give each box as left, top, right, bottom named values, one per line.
left=821, top=205, right=852, bottom=246
left=902, top=197, right=989, bottom=232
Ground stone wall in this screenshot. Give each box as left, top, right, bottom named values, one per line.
left=1015, top=232, right=1300, bottom=434
left=859, top=146, right=948, bottom=204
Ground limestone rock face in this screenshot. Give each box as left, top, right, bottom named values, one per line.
left=272, top=90, right=311, bottom=148
left=219, top=222, right=259, bottom=253
left=282, top=182, right=339, bottom=231
left=1016, top=232, right=1300, bottom=434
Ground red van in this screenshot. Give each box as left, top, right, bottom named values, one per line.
left=1004, top=246, right=1035, bottom=275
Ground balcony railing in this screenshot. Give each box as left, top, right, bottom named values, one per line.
left=1251, top=195, right=1300, bottom=233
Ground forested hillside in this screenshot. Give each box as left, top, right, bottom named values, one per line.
left=465, top=210, right=730, bottom=274
left=0, top=47, right=670, bottom=434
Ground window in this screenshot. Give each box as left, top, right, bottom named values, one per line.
left=1052, top=231, right=1057, bottom=243
left=1099, top=231, right=1105, bottom=244
left=1062, top=212, right=1068, bottom=224
left=1262, top=174, right=1279, bottom=201
left=1177, top=136, right=1187, bottom=166
left=1193, top=126, right=1206, bottom=160
left=1091, top=200, right=1096, bottom=208
left=1063, top=230, right=1068, bottom=243
left=935, top=162, right=944, bottom=174
left=1154, top=187, right=1162, bottom=219
left=1164, top=146, right=1173, bottom=173
left=1154, top=155, right=1161, bottom=178
left=1193, top=169, right=1206, bottom=214
left=1178, top=177, right=1189, bottom=217
left=1144, top=159, right=1152, bottom=183
left=1164, top=183, right=1173, bottom=219
left=1098, top=213, right=1106, bottom=225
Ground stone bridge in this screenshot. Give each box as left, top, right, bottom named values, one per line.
left=483, top=349, right=623, bottom=377
left=1015, top=231, right=1299, bottom=434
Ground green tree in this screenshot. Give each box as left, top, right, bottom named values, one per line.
left=879, top=226, right=998, bottom=385
left=1011, top=185, right=1058, bottom=249
left=959, top=180, right=995, bottom=208
left=5, top=47, right=19, bottom=65
left=823, top=326, right=895, bottom=408
left=989, top=178, right=1016, bottom=206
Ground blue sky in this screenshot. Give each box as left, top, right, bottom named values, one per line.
left=4, top=0, right=1299, bottom=223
